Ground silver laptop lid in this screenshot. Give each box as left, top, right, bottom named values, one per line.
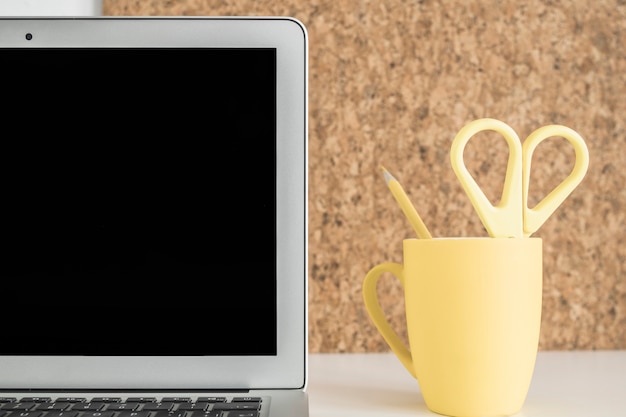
left=0, top=17, right=307, bottom=391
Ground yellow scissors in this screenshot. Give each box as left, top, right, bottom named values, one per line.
left=450, top=118, right=589, bottom=238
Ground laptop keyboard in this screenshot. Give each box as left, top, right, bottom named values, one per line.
left=0, top=397, right=263, bottom=417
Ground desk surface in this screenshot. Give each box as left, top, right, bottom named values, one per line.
left=307, top=351, right=626, bottom=417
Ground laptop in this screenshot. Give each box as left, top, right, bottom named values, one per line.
left=0, top=16, right=308, bottom=417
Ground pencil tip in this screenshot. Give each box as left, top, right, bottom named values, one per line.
left=381, top=166, right=394, bottom=183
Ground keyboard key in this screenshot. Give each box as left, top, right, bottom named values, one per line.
left=44, top=412, right=79, bottom=417
left=105, top=404, right=139, bottom=411
left=140, top=404, right=172, bottom=412
left=70, top=403, right=104, bottom=412
left=80, top=411, right=115, bottom=417
left=152, top=411, right=185, bottom=417
left=116, top=411, right=150, bottom=417
left=212, top=403, right=259, bottom=411
left=1, top=403, right=36, bottom=411
left=10, top=412, right=43, bottom=417
left=186, top=412, right=221, bottom=417
left=227, top=412, right=258, bottom=417
left=34, top=403, right=69, bottom=411
left=176, top=403, right=207, bottom=411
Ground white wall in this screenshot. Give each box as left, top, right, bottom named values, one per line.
left=0, top=1, right=102, bottom=16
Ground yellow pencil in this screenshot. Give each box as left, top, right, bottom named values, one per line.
left=381, top=166, right=432, bottom=239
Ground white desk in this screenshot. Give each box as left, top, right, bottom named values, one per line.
left=307, top=351, right=626, bottom=417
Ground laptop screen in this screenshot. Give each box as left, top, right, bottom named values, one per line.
left=1, top=48, right=277, bottom=355
left=0, top=17, right=307, bottom=391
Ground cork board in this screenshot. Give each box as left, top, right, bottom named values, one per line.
left=104, top=0, right=626, bottom=352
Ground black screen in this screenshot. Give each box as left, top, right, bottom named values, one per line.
left=0, top=48, right=277, bottom=355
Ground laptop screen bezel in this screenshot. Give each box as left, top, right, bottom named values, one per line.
left=0, top=16, right=308, bottom=391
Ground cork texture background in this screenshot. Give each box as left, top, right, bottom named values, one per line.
left=104, top=0, right=626, bottom=352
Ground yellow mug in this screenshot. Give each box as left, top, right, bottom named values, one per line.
left=363, top=238, right=542, bottom=417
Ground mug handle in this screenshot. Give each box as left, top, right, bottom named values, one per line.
left=362, top=262, right=415, bottom=378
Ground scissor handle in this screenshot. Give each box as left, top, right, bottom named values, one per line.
left=450, top=118, right=524, bottom=238
left=522, top=125, right=589, bottom=237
